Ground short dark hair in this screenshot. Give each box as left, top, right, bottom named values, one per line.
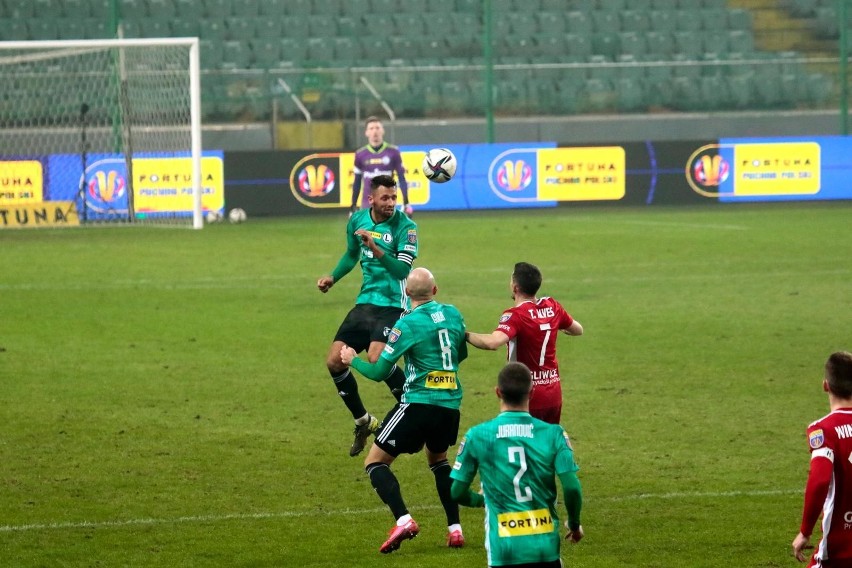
left=498, top=362, right=533, bottom=405
left=370, top=174, right=397, bottom=192
left=826, top=351, right=852, bottom=398
left=365, top=115, right=382, bottom=127
left=513, top=262, right=542, bottom=296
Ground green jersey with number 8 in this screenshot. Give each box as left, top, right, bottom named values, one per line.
left=450, top=411, right=578, bottom=566
left=379, top=299, right=467, bottom=409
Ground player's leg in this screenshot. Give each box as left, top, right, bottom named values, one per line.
left=366, top=403, right=422, bottom=554
left=368, top=307, right=407, bottom=402
left=424, top=406, right=464, bottom=548
left=529, top=404, right=562, bottom=425
left=328, top=306, right=376, bottom=456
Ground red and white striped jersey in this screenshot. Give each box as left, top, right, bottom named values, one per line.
left=802, top=408, right=852, bottom=565
left=494, top=297, right=575, bottom=412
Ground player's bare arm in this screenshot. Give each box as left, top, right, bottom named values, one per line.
left=465, top=330, right=510, bottom=350
left=562, top=320, right=583, bottom=336
left=792, top=532, right=810, bottom=562
left=340, top=345, right=357, bottom=366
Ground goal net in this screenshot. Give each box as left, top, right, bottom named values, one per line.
left=0, top=38, right=209, bottom=229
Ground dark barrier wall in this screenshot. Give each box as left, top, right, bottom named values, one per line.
left=225, top=136, right=852, bottom=216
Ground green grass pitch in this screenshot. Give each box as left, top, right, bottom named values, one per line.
left=1, top=202, right=850, bottom=567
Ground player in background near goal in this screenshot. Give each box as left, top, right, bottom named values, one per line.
left=451, top=361, right=583, bottom=568
left=793, top=351, right=852, bottom=566
left=340, top=268, right=469, bottom=553
left=350, top=116, right=413, bottom=218
left=466, top=262, right=583, bottom=424
left=317, top=174, right=418, bottom=457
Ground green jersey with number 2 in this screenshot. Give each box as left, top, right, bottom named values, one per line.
left=379, top=300, right=467, bottom=409
left=451, top=411, right=579, bottom=566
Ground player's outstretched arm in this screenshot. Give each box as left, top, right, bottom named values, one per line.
left=465, top=330, right=510, bottom=350
left=348, top=353, right=395, bottom=383
left=792, top=532, right=810, bottom=562
left=559, top=470, right=583, bottom=543
left=562, top=320, right=583, bottom=336
left=450, top=479, right=485, bottom=508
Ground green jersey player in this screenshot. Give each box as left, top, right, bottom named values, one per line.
left=341, top=267, right=469, bottom=554
left=317, top=174, right=417, bottom=457
left=450, top=362, right=584, bottom=568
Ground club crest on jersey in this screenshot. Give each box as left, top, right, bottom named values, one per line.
left=407, top=230, right=417, bottom=244
left=387, top=327, right=401, bottom=343
left=809, top=429, right=825, bottom=449
left=499, top=313, right=512, bottom=323
left=382, top=233, right=393, bottom=243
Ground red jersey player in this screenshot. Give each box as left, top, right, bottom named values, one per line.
left=793, top=351, right=852, bottom=566
left=465, top=262, right=583, bottom=424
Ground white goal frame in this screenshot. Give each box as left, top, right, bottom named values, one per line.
left=0, top=38, right=204, bottom=229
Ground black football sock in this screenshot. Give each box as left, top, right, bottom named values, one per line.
left=331, top=369, right=367, bottom=420
left=366, top=462, right=408, bottom=520
left=430, top=460, right=460, bottom=526
left=384, top=366, right=406, bottom=402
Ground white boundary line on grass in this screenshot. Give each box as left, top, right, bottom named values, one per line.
left=0, top=489, right=801, bottom=533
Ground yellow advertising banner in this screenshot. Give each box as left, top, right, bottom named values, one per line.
left=537, top=147, right=626, bottom=201
left=0, top=160, right=44, bottom=204
left=0, top=201, right=79, bottom=229
left=733, top=142, right=820, bottom=196
left=337, top=151, right=428, bottom=207
left=132, top=156, right=224, bottom=213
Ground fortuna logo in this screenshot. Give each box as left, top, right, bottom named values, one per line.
left=497, top=159, right=532, bottom=191
left=298, top=164, right=335, bottom=196
left=693, top=154, right=730, bottom=186
left=497, top=509, right=554, bottom=537
left=89, top=170, right=126, bottom=202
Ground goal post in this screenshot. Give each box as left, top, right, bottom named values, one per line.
left=0, top=38, right=210, bottom=229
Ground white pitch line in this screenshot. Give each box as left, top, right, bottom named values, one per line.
left=0, top=489, right=800, bottom=533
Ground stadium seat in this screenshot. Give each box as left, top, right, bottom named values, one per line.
left=0, top=19, right=29, bottom=40
left=147, top=0, right=176, bottom=17
left=171, top=18, right=198, bottom=37
left=227, top=18, right=256, bottom=40
left=651, top=0, right=677, bottom=8
left=673, top=30, right=703, bottom=58
left=565, top=11, right=591, bottom=34
left=592, top=11, right=619, bottom=33
left=429, top=0, right=456, bottom=11
left=674, top=9, right=702, bottom=32
left=619, top=32, right=648, bottom=58
left=621, top=10, right=651, bottom=33
left=61, top=0, right=89, bottom=17
left=198, top=19, right=228, bottom=40
left=703, top=30, right=730, bottom=54
left=118, top=0, right=147, bottom=18
left=536, top=34, right=566, bottom=58
left=258, top=0, right=285, bottom=16
left=27, top=19, right=60, bottom=40
left=254, top=18, right=282, bottom=39
left=536, top=12, right=565, bottom=35
left=648, top=10, right=677, bottom=33
left=565, top=0, right=593, bottom=10
left=670, top=53, right=701, bottom=80
left=305, top=37, right=335, bottom=64
left=580, top=77, right=616, bottom=112
left=668, top=76, right=702, bottom=110
left=645, top=31, right=674, bottom=57
left=564, top=33, right=593, bottom=59
left=57, top=19, right=86, bottom=39
left=140, top=18, right=172, bottom=38
left=699, top=75, right=729, bottom=110
left=221, top=40, right=252, bottom=68
left=203, top=0, right=231, bottom=18
left=283, top=0, right=311, bottom=15
left=554, top=77, right=581, bottom=113
left=281, top=15, right=310, bottom=38
left=173, top=0, right=201, bottom=17
left=726, top=30, right=754, bottom=54
left=727, top=8, right=753, bottom=31
left=592, top=32, right=620, bottom=59
left=231, top=0, right=259, bottom=17
left=393, top=13, right=423, bottom=35
left=595, top=0, right=626, bottom=10
left=510, top=12, right=536, bottom=36
left=678, top=0, right=701, bottom=9
left=280, top=38, right=309, bottom=62
left=250, top=38, right=281, bottom=68
left=615, top=54, right=644, bottom=80
left=725, top=74, right=753, bottom=109
left=332, top=37, right=360, bottom=64
left=616, top=77, right=646, bottom=111
left=644, top=63, right=673, bottom=106
left=85, top=18, right=114, bottom=39
left=307, top=15, right=337, bottom=37
left=200, top=40, right=225, bottom=69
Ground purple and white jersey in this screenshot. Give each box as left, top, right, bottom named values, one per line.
left=352, top=142, right=408, bottom=209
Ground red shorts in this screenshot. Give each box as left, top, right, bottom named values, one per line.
left=530, top=405, right=562, bottom=425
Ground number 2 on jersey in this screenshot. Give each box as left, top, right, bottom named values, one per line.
left=509, top=446, right=533, bottom=502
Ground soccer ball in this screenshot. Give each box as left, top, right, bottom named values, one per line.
left=228, top=208, right=247, bottom=224
left=422, top=148, right=457, bottom=183
left=205, top=210, right=223, bottom=224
